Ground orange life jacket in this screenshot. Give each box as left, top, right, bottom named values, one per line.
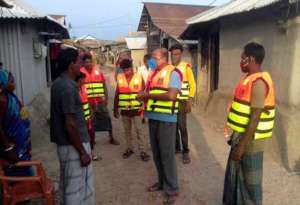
left=227, top=72, right=276, bottom=140
left=146, top=65, right=180, bottom=114
left=117, top=73, right=143, bottom=111
left=80, top=66, right=105, bottom=103
left=79, top=85, right=92, bottom=121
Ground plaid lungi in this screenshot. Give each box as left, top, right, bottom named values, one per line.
left=57, top=143, right=95, bottom=205
left=223, top=133, right=264, bottom=205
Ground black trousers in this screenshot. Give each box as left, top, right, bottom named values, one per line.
left=149, top=119, right=178, bottom=194
left=92, top=104, right=112, bottom=132
left=176, top=101, right=189, bottom=153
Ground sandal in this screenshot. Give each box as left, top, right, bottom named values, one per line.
left=140, top=152, right=150, bottom=162
left=163, top=194, right=177, bottom=205
left=122, top=149, right=134, bottom=159
left=92, top=154, right=102, bottom=161
left=183, top=153, right=191, bottom=164
left=147, top=182, right=162, bottom=192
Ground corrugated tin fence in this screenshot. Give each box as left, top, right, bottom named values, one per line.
left=0, top=20, right=24, bottom=101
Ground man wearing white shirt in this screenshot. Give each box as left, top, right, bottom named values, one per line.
left=137, top=54, right=151, bottom=82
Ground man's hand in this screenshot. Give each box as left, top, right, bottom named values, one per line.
left=185, top=98, right=193, bottom=113
left=231, top=143, right=246, bottom=161
left=114, top=109, right=120, bottom=119
left=80, top=152, right=91, bottom=167
left=137, top=91, right=149, bottom=101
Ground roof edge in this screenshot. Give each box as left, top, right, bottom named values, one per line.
left=143, top=1, right=213, bottom=8
left=186, top=0, right=283, bottom=25
left=0, top=0, right=13, bottom=8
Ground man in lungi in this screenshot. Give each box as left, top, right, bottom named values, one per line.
left=50, top=47, right=95, bottom=205
left=224, top=42, right=276, bottom=205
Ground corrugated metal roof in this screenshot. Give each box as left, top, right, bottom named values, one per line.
left=0, top=0, right=68, bottom=31
left=139, top=2, right=212, bottom=39
left=0, top=0, right=12, bottom=8
left=76, top=35, right=97, bottom=41
left=0, top=0, right=45, bottom=18
left=187, top=0, right=281, bottom=25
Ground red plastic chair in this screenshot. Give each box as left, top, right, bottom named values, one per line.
left=0, top=160, right=55, bottom=205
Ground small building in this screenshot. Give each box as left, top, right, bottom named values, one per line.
left=125, top=32, right=147, bottom=71
left=104, top=38, right=128, bottom=65
left=137, top=2, right=212, bottom=81
left=181, top=0, right=300, bottom=171
left=138, top=2, right=211, bottom=51
left=0, top=0, right=69, bottom=104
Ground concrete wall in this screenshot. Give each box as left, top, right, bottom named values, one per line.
left=199, top=14, right=300, bottom=171
left=0, top=20, right=47, bottom=105
left=219, top=16, right=300, bottom=106
left=195, top=40, right=210, bottom=109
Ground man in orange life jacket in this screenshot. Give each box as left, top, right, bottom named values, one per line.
left=137, top=48, right=182, bottom=205
left=113, top=59, right=150, bottom=162
left=80, top=53, right=120, bottom=146
left=76, top=72, right=100, bottom=160
left=223, top=42, right=276, bottom=205
left=169, top=44, right=196, bottom=164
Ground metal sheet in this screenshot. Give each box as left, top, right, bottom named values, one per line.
left=0, top=0, right=68, bottom=31
left=0, top=21, right=24, bottom=100
left=187, top=0, right=281, bottom=25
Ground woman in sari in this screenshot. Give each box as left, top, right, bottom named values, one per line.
left=0, top=69, right=32, bottom=176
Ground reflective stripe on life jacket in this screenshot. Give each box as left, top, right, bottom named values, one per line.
left=146, top=65, right=180, bottom=114
left=79, top=85, right=92, bottom=121
left=117, top=73, right=143, bottom=110
left=227, top=72, right=276, bottom=140
left=80, top=67, right=105, bottom=99
left=176, top=62, right=191, bottom=100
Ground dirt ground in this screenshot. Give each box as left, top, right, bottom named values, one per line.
left=30, top=66, right=300, bottom=205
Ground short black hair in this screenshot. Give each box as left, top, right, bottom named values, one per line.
left=57, top=48, right=79, bottom=72
left=144, top=54, right=151, bottom=60
left=169, top=44, right=183, bottom=52
left=120, top=59, right=132, bottom=70
left=82, top=53, right=92, bottom=62
left=244, top=42, right=265, bottom=64
left=0, top=62, right=3, bottom=67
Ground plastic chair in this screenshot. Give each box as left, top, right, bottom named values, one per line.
left=0, top=160, right=55, bottom=205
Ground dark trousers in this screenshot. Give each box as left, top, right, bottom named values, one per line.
left=91, top=103, right=113, bottom=134
left=176, top=101, right=189, bottom=153
left=149, top=119, right=178, bottom=194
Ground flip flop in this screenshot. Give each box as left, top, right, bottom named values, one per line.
left=92, top=154, right=102, bottom=161
left=140, top=152, right=150, bottom=162
left=122, top=149, right=134, bottom=159
left=163, top=194, right=177, bottom=205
